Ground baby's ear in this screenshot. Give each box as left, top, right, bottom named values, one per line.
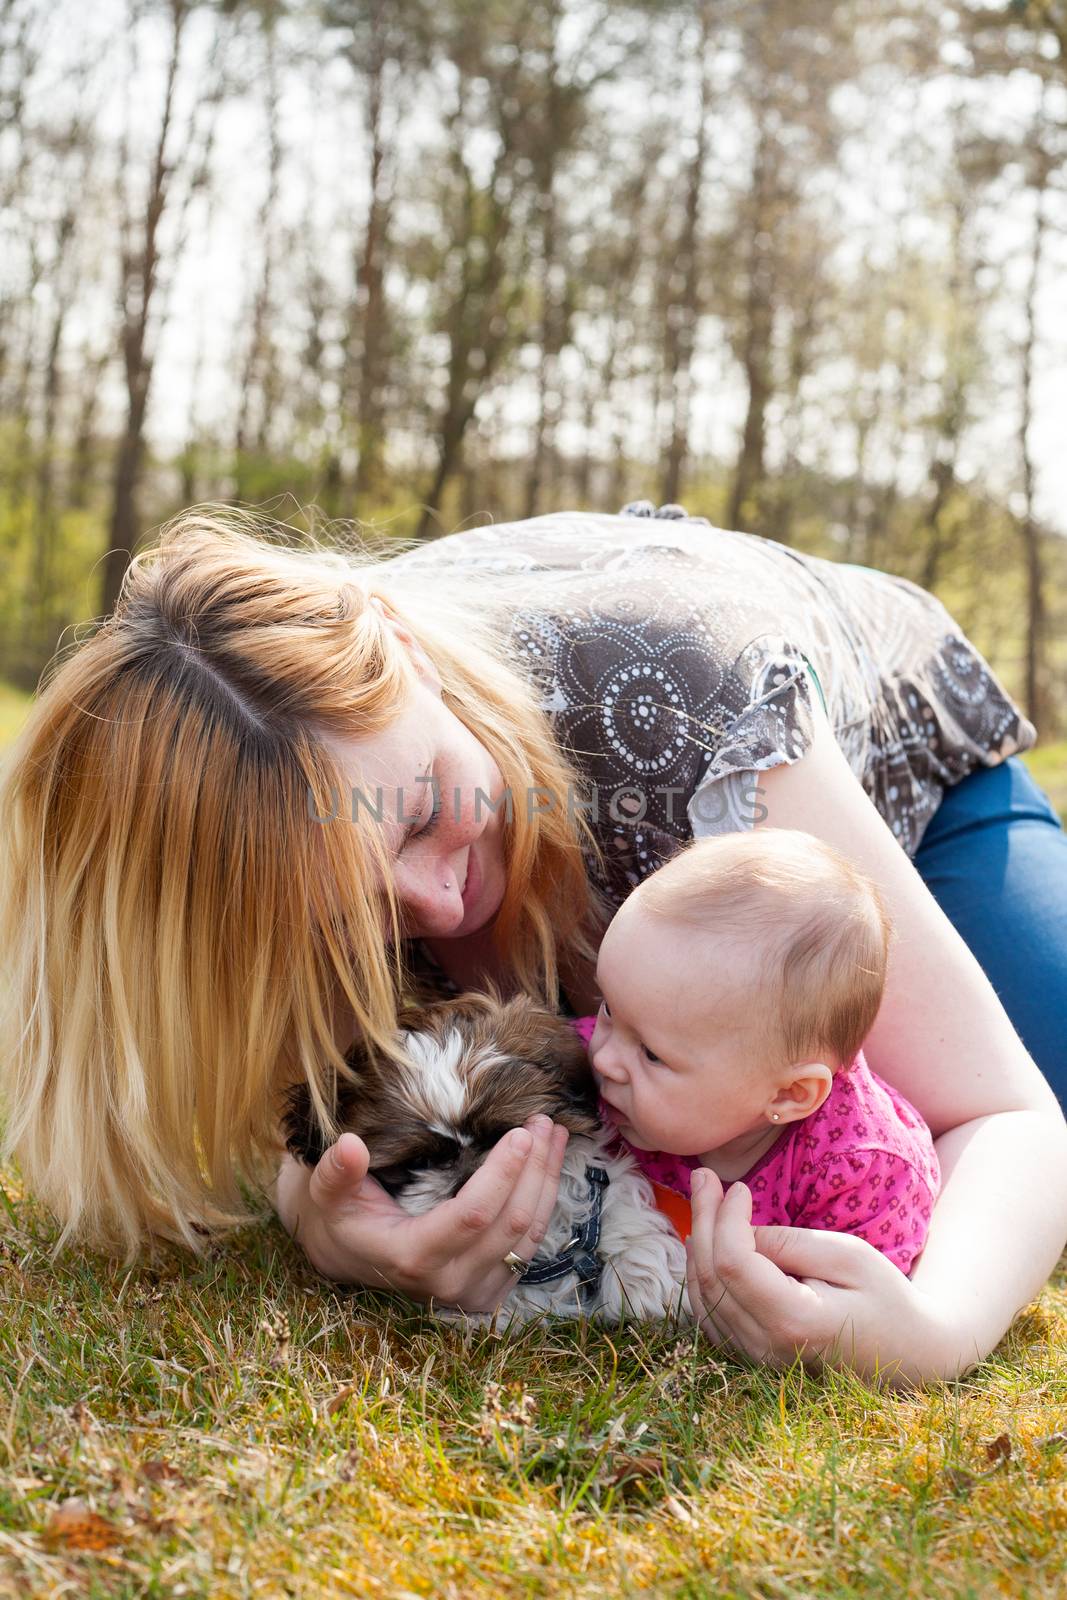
left=278, top=1038, right=380, bottom=1167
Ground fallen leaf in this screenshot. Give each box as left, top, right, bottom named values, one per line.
left=70, top=1400, right=94, bottom=1435
left=106, top=1467, right=140, bottom=1505
left=325, top=1382, right=361, bottom=1418
left=131, top=1506, right=190, bottom=1535
left=140, top=1459, right=188, bottom=1487
left=984, top=1434, right=1012, bottom=1465
left=944, top=1468, right=975, bottom=1496
left=43, top=1498, right=124, bottom=1551
left=605, top=1453, right=664, bottom=1493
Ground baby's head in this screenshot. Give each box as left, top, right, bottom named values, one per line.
left=589, top=830, right=891, bottom=1157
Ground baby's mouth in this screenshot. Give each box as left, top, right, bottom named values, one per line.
left=597, top=1094, right=627, bottom=1127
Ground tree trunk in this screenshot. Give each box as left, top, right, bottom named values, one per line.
left=1018, top=163, right=1049, bottom=731
left=661, top=4, right=712, bottom=507
left=727, top=123, right=775, bottom=533
left=102, top=0, right=187, bottom=617
left=68, top=350, right=109, bottom=510
left=32, top=275, right=71, bottom=645
left=351, top=38, right=391, bottom=510
left=234, top=16, right=282, bottom=502
left=523, top=176, right=560, bottom=521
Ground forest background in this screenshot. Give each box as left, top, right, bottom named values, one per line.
left=2, top=0, right=1066, bottom=746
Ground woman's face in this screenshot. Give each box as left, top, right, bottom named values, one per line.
left=318, top=673, right=509, bottom=942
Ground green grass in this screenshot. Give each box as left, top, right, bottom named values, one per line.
left=0, top=687, right=1065, bottom=1594
left=0, top=1180, right=1064, bottom=1599
left=1023, top=743, right=1067, bottom=821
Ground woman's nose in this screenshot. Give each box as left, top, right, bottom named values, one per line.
left=394, top=854, right=466, bottom=936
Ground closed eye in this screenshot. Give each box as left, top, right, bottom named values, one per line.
left=397, top=771, right=442, bottom=856
left=425, top=1130, right=461, bottom=1161
left=373, top=1131, right=461, bottom=1190
left=373, top=1162, right=414, bottom=1196
left=419, top=784, right=443, bottom=837
left=480, top=1125, right=513, bottom=1147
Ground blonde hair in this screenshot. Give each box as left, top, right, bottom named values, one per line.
left=0, top=507, right=599, bottom=1263
left=638, top=830, right=891, bottom=1070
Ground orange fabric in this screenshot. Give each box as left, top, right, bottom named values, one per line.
left=650, top=1181, right=692, bottom=1242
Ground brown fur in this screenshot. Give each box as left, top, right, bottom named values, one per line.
left=281, top=990, right=599, bottom=1198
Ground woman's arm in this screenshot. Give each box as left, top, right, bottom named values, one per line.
left=687, top=698, right=1067, bottom=1382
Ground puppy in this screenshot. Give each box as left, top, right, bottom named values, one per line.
left=281, top=990, right=690, bottom=1326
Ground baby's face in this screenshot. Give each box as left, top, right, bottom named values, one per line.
left=589, top=899, right=773, bottom=1156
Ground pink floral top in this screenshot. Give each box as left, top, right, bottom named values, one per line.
left=572, top=1017, right=940, bottom=1276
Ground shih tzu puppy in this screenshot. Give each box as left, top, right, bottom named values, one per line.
left=281, top=990, right=690, bottom=1327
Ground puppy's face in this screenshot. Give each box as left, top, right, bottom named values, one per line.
left=282, top=992, right=599, bottom=1212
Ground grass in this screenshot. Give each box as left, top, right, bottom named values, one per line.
left=0, top=686, right=1065, bottom=1595
left=1022, top=743, right=1067, bottom=821
left=0, top=1179, right=1064, bottom=1599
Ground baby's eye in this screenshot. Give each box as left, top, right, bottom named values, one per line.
left=642, top=1045, right=663, bottom=1065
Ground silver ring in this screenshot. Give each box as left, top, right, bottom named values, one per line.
left=502, top=1250, right=528, bottom=1277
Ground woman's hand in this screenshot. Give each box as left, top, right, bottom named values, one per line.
left=685, top=1170, right=960, bottom=1388
left=272, top=1113, right=570, bottom=1314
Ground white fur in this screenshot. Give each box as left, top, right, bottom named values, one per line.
left=400, top=1125, right=691, bottom=1329
left=403, top=1027, right=466, bottom=1124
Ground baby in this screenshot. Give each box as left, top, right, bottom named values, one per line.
left=574, top=830, right=940, bottom=1276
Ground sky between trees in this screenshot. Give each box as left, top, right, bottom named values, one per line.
left=2, top=0, right=1065, bottom=728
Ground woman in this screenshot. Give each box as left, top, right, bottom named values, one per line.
left=2, top=504, right=1065, bottom=1387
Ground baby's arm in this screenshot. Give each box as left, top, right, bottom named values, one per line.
left=793, top=1148, right=940, bottom=1276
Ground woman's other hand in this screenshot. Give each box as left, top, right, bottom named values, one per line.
left=272, top=1114, right=570, bottom=1314
left=685, top=1169, right=958, bottom=1387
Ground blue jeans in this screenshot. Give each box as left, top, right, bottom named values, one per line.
left=913, top=756, right=1067, bottom=1110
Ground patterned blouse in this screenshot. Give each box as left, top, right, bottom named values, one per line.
left=388, top=506, right=1035, bottom=920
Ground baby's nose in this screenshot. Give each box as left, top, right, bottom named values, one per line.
left=591, top=1044, right=627, bottom=1083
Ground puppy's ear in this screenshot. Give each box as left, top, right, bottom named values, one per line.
left=278, top=1038, right=381, bottom=1167
left=518, top=1006, right=601, bottom=1136
left=549, top=1024, right=601, bottom=1136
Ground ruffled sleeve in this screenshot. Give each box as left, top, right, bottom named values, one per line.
left=687, top=636, right=818, bottom=839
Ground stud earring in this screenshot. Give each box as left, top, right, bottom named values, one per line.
left=771, top=1113, right=781, bottom=1122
